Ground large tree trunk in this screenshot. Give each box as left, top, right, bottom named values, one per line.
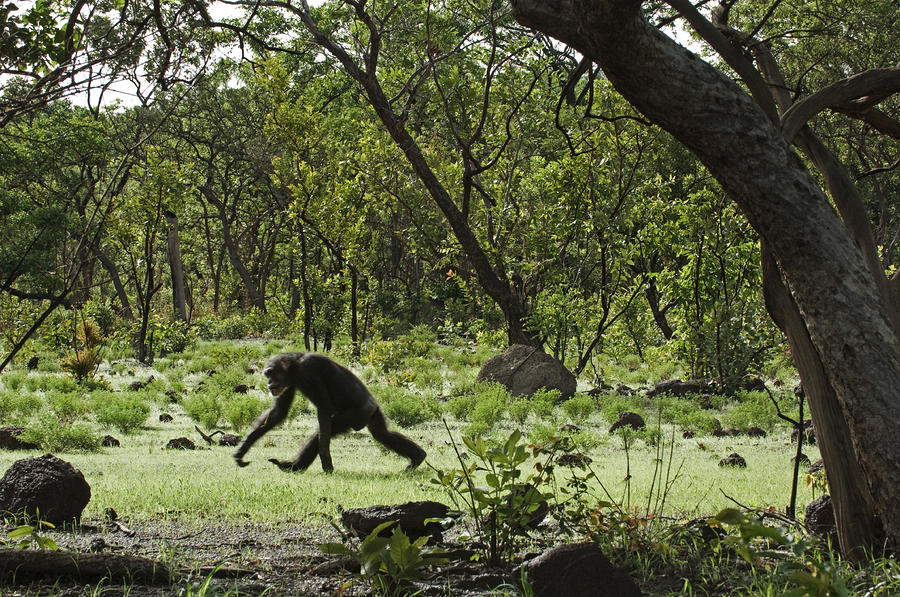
left=762, top=246, right=881, bottom=559
left=512, top=0, right=900, bottom=552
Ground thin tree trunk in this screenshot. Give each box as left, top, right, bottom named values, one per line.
left=94, top=247, right=134, bottom=320
left=164, top=210, right=187, bottom=322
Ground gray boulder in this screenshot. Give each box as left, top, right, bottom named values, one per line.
left=476, top=345, right=576, bottom=398
left=0, top=454, right=91, bottom=525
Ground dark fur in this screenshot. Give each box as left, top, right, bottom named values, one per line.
left=234, top=353, right=426, bottom=472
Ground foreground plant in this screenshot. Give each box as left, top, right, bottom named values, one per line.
left=320, top=520, right=446, bottom=596
left=431, top=425, right=556, bottom=566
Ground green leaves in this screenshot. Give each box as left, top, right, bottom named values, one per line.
left=319, top=520, right=446, bottom=595
left=6, top=521, right=59, bottom=550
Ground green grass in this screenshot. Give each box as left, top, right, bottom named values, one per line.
left=0, top=337, right=841, bottom=597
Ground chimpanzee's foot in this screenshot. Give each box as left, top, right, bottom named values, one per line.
left=269, top=458, right=300, bottom=471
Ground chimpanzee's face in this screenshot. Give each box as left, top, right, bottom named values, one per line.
left=263, top=357, right=289, bottom=396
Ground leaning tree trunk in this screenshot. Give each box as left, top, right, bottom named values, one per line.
left=512, top=0, right=900, bottom=553
left=762, top=247, right=881, bottom=559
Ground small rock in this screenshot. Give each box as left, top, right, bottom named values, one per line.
left=520, top=542, right=643, bottom=597
left=746, top=427, right=767, bottom=438
left=165, top=437, right=195, bottom=450
left=89, top=537, right=106, bottom=552
left=805, top=494, right=836, bottom=540
left=609, top=412, right=645, bottom=433
left=342, top=501, right=450, bottom=541
left=101, top=435, right=120, bottom=447
left=0, top=426, right=40, bottom=450
left=218, top=434, right=240, bottom=447
left=719, top=453, right=747, bottom=468
left=159, top=413, right=173, bottom=423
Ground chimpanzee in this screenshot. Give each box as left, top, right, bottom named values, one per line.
left=233, top=353, right=426, bottom=472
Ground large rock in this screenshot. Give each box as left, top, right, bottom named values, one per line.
left=341, top=500, right=450, bottom=541
left=477, top=345, right=576, bottom=398
left=519, top=542, right=643, bottom=597
left=0, top=454, right=91, bottom=525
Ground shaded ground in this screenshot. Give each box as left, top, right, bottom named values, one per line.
left=0, top=517, right=518, bottom=596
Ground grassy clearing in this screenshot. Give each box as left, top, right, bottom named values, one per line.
left=1, top=337, right=853, bottom=596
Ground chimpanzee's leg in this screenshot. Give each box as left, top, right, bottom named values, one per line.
left=270, top=414, right=355, bottom=472
left=233, top=389, right=294, bottom=466
left=367, top=407, right=426, bottom=469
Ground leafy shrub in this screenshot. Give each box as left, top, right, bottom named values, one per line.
left=508, top=398, right=531, bottom=426
left=0, top=390, right=41, bottom=424
left=466, top=383, right=509, bottom=436
left=224, top=395, right=267, bottom=432
left=193, top=315, right=250, bottom=340
left=445, top=393, right=476, bottom=421
left=1, top=370, right=26, bottom=391
left=529, top=388, right=560, bottom=420
left=721, top=391, right=784, bottom=431
left=47, top=391, right=89, bottom=426
left=91, top=391, right=150, bottom=432
left=20, top=419, right=100, bottom=452
left=154, top=320, right=197, bottom=355
left=59, top=318, right=105, bottom=381
left=600, top=394, right=645, bottom=425
left=381, top=391, right=439, bottom=428
left=561, top=394, right=595, bottom=425
left=182, top=392, right=223, bottom=429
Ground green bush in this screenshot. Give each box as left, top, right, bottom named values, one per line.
left=530, top=388, right=560, bottom=420
left=382, top=391, right=439, bottom=427
left=721, top=391, right=784, bottom=432
left=1, top=370, right=26, bottom=391
left=445, top=392, right=477, bottom=421
left=0, top=390, right=42, bottom=424
left=508, top=397, right=531, bottom=426
left=466, top=383, right=509, bottom=436
left=20, top=418, right=100, bottom=452
left=47, top=391, right=89, bottom=426
left=224, top=394, right=267, bottom=432
left=600, top=394, right=645, bottom=425
left=183, top=391, right=223, bottom=429
left=561, top=394, right=595, bottom=425
left=91, top=391, right=151, bottom=432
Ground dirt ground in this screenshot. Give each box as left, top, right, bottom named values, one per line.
left=0, top=517, right=517, bottom=596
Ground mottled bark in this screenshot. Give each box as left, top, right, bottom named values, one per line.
left=512, top=0, right=900, bottom=551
